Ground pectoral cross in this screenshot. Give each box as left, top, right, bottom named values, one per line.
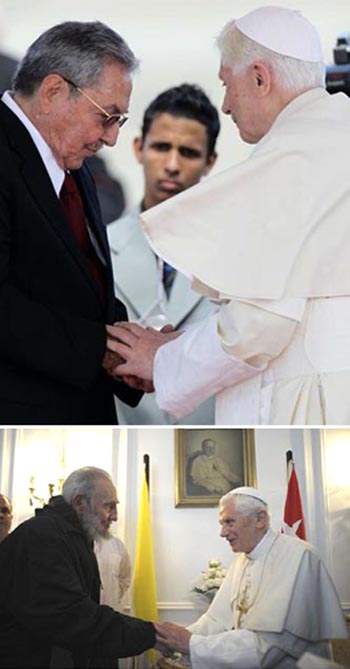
left=236, top=584, right=249, bottom=628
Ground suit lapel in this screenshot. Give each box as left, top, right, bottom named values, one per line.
left=75, top=166, right=110, bottom=263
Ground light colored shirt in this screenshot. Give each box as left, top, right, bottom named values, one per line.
left=94, top=536, right=131, bottom=612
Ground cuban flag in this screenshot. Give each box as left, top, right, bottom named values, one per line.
left=282, top=461, right=306, bottom=540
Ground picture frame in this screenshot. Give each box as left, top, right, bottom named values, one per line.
left=174, top=429, right=256, bottom=507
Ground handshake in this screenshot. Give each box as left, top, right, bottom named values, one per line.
left=102, top=321, right=181, bottom=392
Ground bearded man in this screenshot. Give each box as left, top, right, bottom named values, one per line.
left=0, top=466, right=155, bottom=668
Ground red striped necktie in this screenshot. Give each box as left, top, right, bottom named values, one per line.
left=60, top=172, right=106, bottom=302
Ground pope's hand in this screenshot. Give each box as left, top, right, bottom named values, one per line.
left=105, top=322, right=181, bottom=380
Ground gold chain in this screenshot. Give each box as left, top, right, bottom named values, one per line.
left=236, top=581, right=250, bottom=628
left=235, top=533, right=279, bottom=629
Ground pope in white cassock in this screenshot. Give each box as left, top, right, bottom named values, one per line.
left=106, top=6, right=350, bottom=425
left=155, top=487, right=347, bottom=669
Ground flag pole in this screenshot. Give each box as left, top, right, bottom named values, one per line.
left=144, top=453, right=150, bottom=489
left=133, top=453, right=158, bottom=668
left=131, top=455, right=150, bottom=669
left=286, top=449, right=293, bottom=480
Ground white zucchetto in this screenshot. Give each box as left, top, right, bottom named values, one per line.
left=231, top=486, right=268, bottom=505
left=235, top=6, right=324, bottom=63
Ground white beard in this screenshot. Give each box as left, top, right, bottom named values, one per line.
left=79, top=504, right=111, bottom=541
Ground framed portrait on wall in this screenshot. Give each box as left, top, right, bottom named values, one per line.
left=175, top=429, right=256, bottom=507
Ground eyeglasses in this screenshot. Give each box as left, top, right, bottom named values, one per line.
left=62, top=76, right=128, bottom=129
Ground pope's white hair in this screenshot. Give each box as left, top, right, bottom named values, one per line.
left=62, top=466, right=113, bottom=504
left=216, top=20, right=325, bottom=93
left=220, top=490, right=271, bottom=527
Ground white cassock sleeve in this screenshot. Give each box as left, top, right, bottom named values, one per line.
left=190, top=629, right=260, bottom=669
left=189, top=628, right=323, bottom=669
left=153, top=297, right=306, bottom=418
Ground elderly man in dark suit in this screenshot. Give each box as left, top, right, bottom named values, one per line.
left=0, top=20, right=142, bottom=424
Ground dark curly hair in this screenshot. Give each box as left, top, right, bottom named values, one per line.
left=141, top=83, right=220, bottom=161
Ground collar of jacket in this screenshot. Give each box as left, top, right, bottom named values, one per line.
left=35, top=494, right=92, bottom=545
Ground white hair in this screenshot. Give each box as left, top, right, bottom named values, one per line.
left=62, top=466, right=113, bottom=504
left=216, top=20, right=325, bottom=94
left=220, top=491, right=270, bottom=526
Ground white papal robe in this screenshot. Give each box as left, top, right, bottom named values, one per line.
left=186, top=530, right=347, bottom=669
left=141, top=88, right=350, bottom=425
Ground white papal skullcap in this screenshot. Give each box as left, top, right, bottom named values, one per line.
left=235, top=6, right=324, bottom=63
left=231, top=486, right=268, bottom=505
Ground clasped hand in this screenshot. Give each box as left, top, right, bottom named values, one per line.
left=103, top=321, right=181, bottom=391
left=155, top=622, right=191, bottom=654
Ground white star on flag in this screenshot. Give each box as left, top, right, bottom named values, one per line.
left=282, top=519, right=302, bottom=536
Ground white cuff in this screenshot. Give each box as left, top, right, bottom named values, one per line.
left=190, top=629, right=260, bottom=669
left=153, top=314, right=259, bottom=419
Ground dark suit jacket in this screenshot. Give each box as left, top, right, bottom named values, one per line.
left=0, top=100, right=142, bottom=424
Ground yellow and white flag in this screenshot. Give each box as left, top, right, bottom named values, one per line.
left=133, top=457, right=158, bottom=665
